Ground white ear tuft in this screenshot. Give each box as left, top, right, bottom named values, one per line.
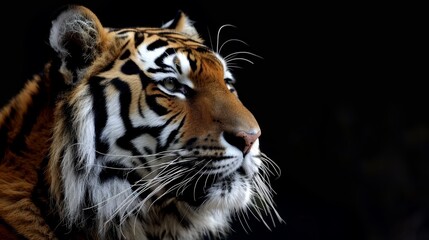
left=162, top=11, right=203, bottom=43
left=49, top=5, right=108, bottom=83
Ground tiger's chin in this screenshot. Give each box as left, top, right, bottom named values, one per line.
left=175, top=152, right=261, bottom=213
left=197, top=173, right=253, bottom=211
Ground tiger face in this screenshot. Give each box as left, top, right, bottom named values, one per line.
left=43, top=5, right=282, bottom=240
left=98, top=32, right=262, bottom=206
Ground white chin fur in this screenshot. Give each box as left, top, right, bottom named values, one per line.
left=201, top=173, right=252, bottom=212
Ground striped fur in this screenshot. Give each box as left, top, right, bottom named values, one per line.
left=0, top=5, right=282, bottom=240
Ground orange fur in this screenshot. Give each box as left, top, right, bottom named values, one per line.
left=0, top=71, right=56, bottom=239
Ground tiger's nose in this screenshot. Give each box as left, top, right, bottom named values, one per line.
left=224, top=130, right=261, bottom=155
left=237, top=130, right=261, bottom=154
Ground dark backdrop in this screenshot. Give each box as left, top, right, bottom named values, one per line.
left=1, top=1, right=426, bottom=240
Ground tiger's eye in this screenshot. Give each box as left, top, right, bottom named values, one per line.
left=163, top=77, right=177, bottom=91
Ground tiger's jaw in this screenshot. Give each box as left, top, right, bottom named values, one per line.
left=144, top=138, right=263, bottom=212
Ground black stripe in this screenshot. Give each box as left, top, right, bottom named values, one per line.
left=120, top=49, right=131, bottom=60
left=195, top=46, right=210, bottom=53
left=121, top=59, right=141, bottom=75
left=146, top=93, right=170, bottom=116
left=187, top=53, right=197, bottom=72
left=111, top=78, right=133, bottom=129
left=89, top=76, right=109, bottom=157
left=115, top=125, right=162, bottom=171
left=155, top=113, right=184, bottom=153
left=134, top=32, right=145, bottom=48
left=147, top=39, right=169, bottom=51
left=144, top=146, right=153, bottom=154
left=163, top=115, right=185, bottom=149
left=147, top=68, right=174, bottom=74
left=116, top=125, right=163, bottom=152
left=146, top=47, right=177, bottom=74
left=60, top=103, right=85, bottom=173
left=138, top=93, right=145, bottom=118
left=139, top=70, right=152, bottom=88
left=175, top=61, right=182, bottom=74
left=154, top=48, right=177, bottom=70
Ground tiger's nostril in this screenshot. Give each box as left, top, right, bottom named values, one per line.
left=224, top=130, right=261, bottom=154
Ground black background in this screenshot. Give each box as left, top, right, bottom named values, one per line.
left=1, top=1, right=427, bottom=240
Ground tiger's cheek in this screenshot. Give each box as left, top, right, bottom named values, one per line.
left=178, top=110, right=219, bottom=148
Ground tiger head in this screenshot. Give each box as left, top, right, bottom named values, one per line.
left=46, top=5, right=282, bottom=239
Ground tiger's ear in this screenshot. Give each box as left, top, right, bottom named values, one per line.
left=49, top=5, right=110, bottom=84
left=162, top=11, right=203, bottom=43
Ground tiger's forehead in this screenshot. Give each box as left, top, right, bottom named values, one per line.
left=115, top=29, right=230, bottom=84
left=115, top=28, right=208, bottom=51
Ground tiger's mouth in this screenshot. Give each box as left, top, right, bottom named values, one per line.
left=155, top=152, right=258, bottom=207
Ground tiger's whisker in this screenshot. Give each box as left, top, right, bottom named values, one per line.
left=226, top=57, right=255, bottom=65
left=223, top=51, right=263, bottom=61
left=218, top=38, right=249, bottom=54
left=216, top=24, right=237, bottom=53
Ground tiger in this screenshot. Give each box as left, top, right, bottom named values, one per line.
left=0, top=4, right=282, bottom=240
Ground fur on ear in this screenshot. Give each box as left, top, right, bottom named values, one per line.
left=162, top=11, right=203, bottom=43
left=49, top=5, right=109, bottom=84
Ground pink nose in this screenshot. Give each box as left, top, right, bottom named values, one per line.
left=235, top=130, right=261, bottom=154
